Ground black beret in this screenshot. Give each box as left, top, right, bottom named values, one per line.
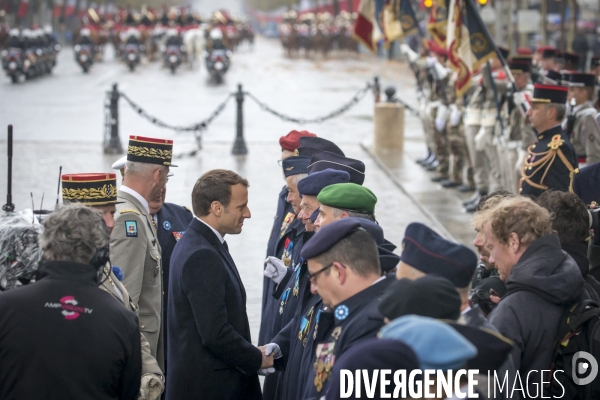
left=300, top=218, right=362, bottom=260
left=380, top=238, right=397, bottom=252
left=378, top=276, right=462, bottom=321
left=296, top=136, right=345, bottom=157
left=327, top=338, right=419, bottom=400
left=401, top=223, right=477, bottom=288
left=281, top=156, right=311, bottom=178
left=308, top=151, right=366, bottom=185
left=296, top=168, right=350, bottom=196
left=378, top=246, right=400, bottom=273
left=569, top=72, right=596, bottom=88
left=348, top=217, right=384, bottom=245
left=448, top=323, right=514, bottom=374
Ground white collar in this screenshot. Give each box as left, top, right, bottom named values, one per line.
left=461, top=305, right=472, bottom=315
left=120, top=185, right=149, bottom=215
left=196, top=216, right=224, bottom=244
left=371, top=276, right=386, bottom=286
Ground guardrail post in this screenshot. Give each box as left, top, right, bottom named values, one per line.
left=373, top=76, right=381, bottom=103
left=232, top=84, right=248, bottom=155
left=104, top=83, right=123, bottom=154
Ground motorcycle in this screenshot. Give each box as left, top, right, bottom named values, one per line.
left=124, top=44, right=141, bottom=72
left=204, top=49, right=231, bottom=83
left=163, top=45, right=183, bottom=74
left=1, top=48, right=24, bottom=83
left=74, top=44, right=94, bottom=73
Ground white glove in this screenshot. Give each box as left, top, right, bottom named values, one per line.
left=264, top=256, right=287, bottom=285
left=139, top=374, right=164, bottom=400
left=400, top=43, right=418, bottom=63
left=513, top=91, right=526, bottom=107
left=449, top=105, right=461, bottom=127
left=435, top=116, right=447, bottom=132
left=426, top=56, right=437, bottom=67
left=475, top=126, right=492, bottom=152
left=258, top=367, right=276, bottom=376
left=434, top=105, right=448, bottom=132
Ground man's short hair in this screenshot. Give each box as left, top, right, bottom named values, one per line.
left=192, top=169, right=249, bottom=216
left=314, top=229, right=380, bottom=277
left=125, top=161, right=166, bottom=176
left=41, top=204, right=108, bottom=265
left=471, top=191, right=516, bottom=230
left=546, top=103, right=566, bottom=121
left=484, top=196, right=553, bottom=246
left=331, top=207, right=376, bottom=222
left=536, top=190, right=589, bottom=244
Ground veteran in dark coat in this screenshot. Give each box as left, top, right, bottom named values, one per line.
left=167, top=170, right=270, bottom=400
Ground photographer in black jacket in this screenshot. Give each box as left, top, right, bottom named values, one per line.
left=0, top=204, right=142, bottom=400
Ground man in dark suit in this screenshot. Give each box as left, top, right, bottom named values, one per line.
left=574, top=161, right=600, bottom=206
left=167, top=169, right=273, bottom=400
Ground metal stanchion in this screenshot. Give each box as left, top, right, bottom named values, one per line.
left=232, top=84, right=248, bottom=155
left=104, top=83, right=123, bottom=154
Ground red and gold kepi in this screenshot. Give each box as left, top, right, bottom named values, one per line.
left=531, top=84, right=568, bottom=104
left=126, top=135, right=178, bottom=167
left=62, top=173, right=122, bottom=206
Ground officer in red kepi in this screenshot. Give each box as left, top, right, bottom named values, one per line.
left=0, top=204, right=142, bottom=400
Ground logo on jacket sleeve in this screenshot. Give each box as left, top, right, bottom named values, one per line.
left=44, top=296, right=93, bottom=320
left=125, top=221, right=138, bottom=237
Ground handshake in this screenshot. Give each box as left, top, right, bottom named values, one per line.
left=257, top=343, right=282, bottom=376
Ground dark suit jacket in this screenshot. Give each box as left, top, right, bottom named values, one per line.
left=166, top=218, right=262, bottom=400
left=573, top=161, right=600, bottom=206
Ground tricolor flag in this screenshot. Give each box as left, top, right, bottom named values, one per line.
left=427, top=0, right=447, bottom=47
left=446, top=0, right=497, bottom=96
left=17, top=0, right=29, bottom=18
left=353, top=0, right=378, bottom=52
left=64, top=0, right=76, bottom=17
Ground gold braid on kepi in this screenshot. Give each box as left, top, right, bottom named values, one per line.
left=126, top=135, right=178, bottom=167
left=519, top=135, right=578, bottom=193
left=61, top=173, right=123, bottom=206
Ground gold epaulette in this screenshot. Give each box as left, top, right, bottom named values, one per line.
left=119, top=208, right=140, bottom=215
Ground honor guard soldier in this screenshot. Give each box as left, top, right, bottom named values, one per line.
left=566, top=73, right=600, bottom=165
left=537, top=46, right=557, bottom=81
left=299, top=218, right=393, bottom=399
left=520, top=85, right=578, bottom=197
left=61, top=172, right=165, bottom=399
left=110, top=135, right=176, bottom=370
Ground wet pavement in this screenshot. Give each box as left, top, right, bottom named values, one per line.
left=0, top=35, right=477, bottom=340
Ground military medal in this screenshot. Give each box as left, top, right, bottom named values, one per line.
left=313, top=342, right=336, bottom=392
left=281, top=238, right=293, bottom=267
left=292, top=262, right=302, bottom=297
left=279, top=212, right=296, bottom=238
left=298, top=306, right=315, bottom=346
left=279, top=288, right=291, bottom=315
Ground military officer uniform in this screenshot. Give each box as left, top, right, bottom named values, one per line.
left=566, top=73, right=600, bottom=165
left=520, top=85, right=578, bottom=197
left=110, top=135, right=177, bottom=370
left=61, top=172, right=165, bottom=398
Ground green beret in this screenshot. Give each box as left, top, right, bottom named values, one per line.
left=317, top=183, right=377, bottom=213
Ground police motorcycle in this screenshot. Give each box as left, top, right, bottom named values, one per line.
left=162, top=29, right=184, bottom=74
left=22, top=29, right=45, bottom=79
left=204, top=29, right=231, bottom=83
left=44, top=26, right=61, bottom=70
left=122, top=29, right=143, bottom=72
left=2, top=29, right=25, bottom=83
left=74, top=29, right=94, bottom=73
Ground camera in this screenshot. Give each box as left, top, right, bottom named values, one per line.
left=469, top=289, right=497, bottom=316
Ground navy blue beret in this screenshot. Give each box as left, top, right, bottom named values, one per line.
left=281, top=156, right=311, bottom=178
left=300, top=218, right=361, bottom=260
left=401, top=223, right=477, bottom=288
left=326, top=338, right=419, bottom=400
left=296, top=136, right=345, bottom=157
left=297, top=168, right=350, bottom=196
left=349, top=217, right=383, bottom=246
left=378, top=246, right=400, bottom=273
left=308, top=151, right=366, bottom=185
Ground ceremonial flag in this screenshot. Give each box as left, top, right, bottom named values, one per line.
left=398, top=0, right=419, bottom=36
left=52, top=0, right=63, bottom=17
left=427, top=0, right=447, bottom=47
left=353, top=0, right=377, bottom=52
left=462, top=0, right=497, bottom=68
left=382, top=0, right=402, bottom=44
left=17, top=0, right=29, bottom=18
left=64, top=0, right=76, bottom=16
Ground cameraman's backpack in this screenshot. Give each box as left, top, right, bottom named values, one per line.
left=550, top=289, right=600, bottom=400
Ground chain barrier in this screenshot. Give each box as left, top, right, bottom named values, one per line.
left=244, top=83, right=373, bottom=125
left=119, top=91, right=234, bottom=133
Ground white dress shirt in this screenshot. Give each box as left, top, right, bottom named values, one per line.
left=196, top=216, right=225, bottom=244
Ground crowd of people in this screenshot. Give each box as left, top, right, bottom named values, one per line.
left=408, top=40, right=600, bottom=213
left=0, top=121, right=599, bottom=399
